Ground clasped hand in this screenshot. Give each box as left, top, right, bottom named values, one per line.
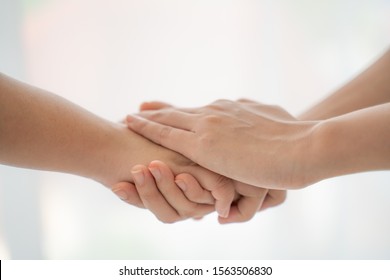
left=113, top=99, right=303, bottom=223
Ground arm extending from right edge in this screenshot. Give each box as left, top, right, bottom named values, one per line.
left=300, top=48, right=390, bottom=121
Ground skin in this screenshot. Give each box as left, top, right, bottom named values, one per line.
left=126, top=49, right=390, bottom=190
left=0, top=72, right=277, bottom=224
left=299, top=49, right=390, bottom=120
left=113, top=101, right=286, bottom=223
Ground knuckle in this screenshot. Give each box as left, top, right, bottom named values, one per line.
left=203, top=114, right=222, bottom=125
left=237, top=98, right=254, bottom=103
left=158, top=126, right=172, bottom=141
left=197, top=132, right=215, bottom=151
left=206, top=99, right=231, bottom=110
left=213, top=175, right=231, bottom=190
left=211, top=177, right=234, bottom=199
left=140, top=191, right=157, bottom=201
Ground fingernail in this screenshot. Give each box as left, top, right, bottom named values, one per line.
left=126, top=115, right=133, bottom=123
left=219, top=208, right=229, bottom=218
left=131, top=169, right=144, bottom=185
left=175, top=180, right=187, bottom=191
left=113, top=190, right=128, bottom=201
left=149, top=167, right=161, bottom=181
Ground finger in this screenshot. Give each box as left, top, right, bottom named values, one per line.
left=212, top=183, right=236, bottom=218
left=111, top=182, right=144, bottom=208
left=184, top=166, right=236, bottom=218
left=238, top=99, right=295, bottom=120
left=126, top=115, right=195, bottom=159
left=237, top=98, right=260, bottom=105
left=136, top=108, right=197, bottom=129
left=140, top=101, right=172, bottom=111
left=175, top=173, right=215, bottom=205
left=259, top=190, right=287, bottom=211
left=149, top=161, right=214, bottom=218
left=132, top=165, right=181, bottom=223
left=219, top=186, right=268, bottom=224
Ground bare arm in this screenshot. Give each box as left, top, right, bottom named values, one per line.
left=0, top=73, right=174, bottom=186
left=310, top=102, right=390, bottom=183
left=300, top=49, right=390, bottom=120
left=1, top=73, right=273, bottom=223
left=127, top=99, right=390, bottom=189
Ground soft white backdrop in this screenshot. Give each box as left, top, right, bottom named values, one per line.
left=0, top=0, right=389, bottom=259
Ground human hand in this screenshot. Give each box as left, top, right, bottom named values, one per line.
left=112, top=160, right=286, bottom=223
left=138, top=102, right=287, bottom=222
left=99, top=122, right=241, bottom=218
left=127, top=99, right=317, bottom=189
left=111, top=160, right=215, bottom=223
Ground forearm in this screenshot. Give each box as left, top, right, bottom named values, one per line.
left=299, top=49, right=390, bottom=120
left=0, top=73, right=148, bottom=185
left=308, top=103, right=390, bottom=184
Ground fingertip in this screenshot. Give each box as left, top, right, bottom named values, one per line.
left=131, top=165, right=147, bottom=186
left=140, top=101, right=171, bottom=111
left=139, top=102, right=151, bottom=111
left=175, top=179, right=187, bottom=192
left=148, top=160, right=174, bottom=182
left=217, top=216, right=230, bottom=225
left=218, top=212, right=229, bottom=219
left=175, top=173, right=215, bottom=205
left=126, top=114, right=133, bottom=124
left=126, top=114, right=144, bottom=124
left=216, top=205, right=230, bottom=219
left=111, top=182, right=131, bottom=200
left=111, top=182, right=144, bottom=208
left=148, top=160, right=165, bottom=168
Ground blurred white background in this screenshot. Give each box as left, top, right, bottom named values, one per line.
left=0, top=0, right=389, bottom=259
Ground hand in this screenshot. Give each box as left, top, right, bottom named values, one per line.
left=111, top=161, right=215, bottom=223
left=112, top=160, right=286, bottom=223
left=100, top=124, right=238, bottom=218
left=127, top=99, right=317, bottom=189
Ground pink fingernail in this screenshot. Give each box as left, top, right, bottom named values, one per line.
left=175, top=180, right=187, bottom=191
left=149, top=167, right=161, bottom=181
left=113, top=190, right=128, bottom=201
left=126, top=115, right=133, bottom=123
left=131, top=169, right=145, bottom=185
left=219, top=208, right=229, bottom=218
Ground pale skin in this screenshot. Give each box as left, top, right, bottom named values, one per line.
left=114, top=102, right=286, bottom=223
left=0, top=72, right=283, bottom=224
left=126, top=49, right=390, bottom=190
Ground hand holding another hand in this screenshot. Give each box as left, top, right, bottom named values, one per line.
left=111, top=161, right=286, bottom=224
left=110, top=101, right=288, bottom=224
left=127, top=99, right=318, bottom=189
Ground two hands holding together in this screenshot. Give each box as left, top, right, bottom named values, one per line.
left=1, top=50, right=389, bottom=224
left=116, top=87, right=390, bottom=223
left=116, top=100, right=292, bottom=224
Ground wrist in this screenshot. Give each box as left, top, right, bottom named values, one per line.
left=91, top=122, right=193, bottom=188
left=283, top=121, right=322, bottom=189
left=308, top=104, right=390, bottom=183
left=305, top=117, right=358, bottom=185
left=88, top=122, right=143, bottom=187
